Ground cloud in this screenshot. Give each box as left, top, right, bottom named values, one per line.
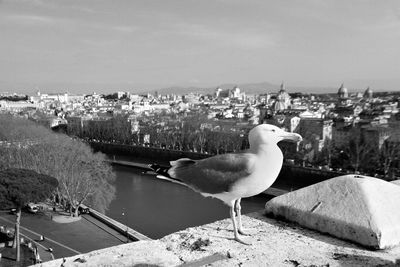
left=3, top=0, right=44, bottom=5
left=4, top=14, right=55, bottom=25
left=171, top=23, right=277, bottom=49
left=81, top=39, right=120, bottom=48
left=2, top=0, right=103, bottom=14
left=2, top=12, right=138, bottom=36
left=188, top=78, right=200, bottom=84
left=112, top=25, right=138, bottom=34
left=229, top=33, right=277, bottom=49
left=373, top=8, right=400, bottom=30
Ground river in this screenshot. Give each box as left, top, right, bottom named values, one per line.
left=105, top=163, right=272, bottom=239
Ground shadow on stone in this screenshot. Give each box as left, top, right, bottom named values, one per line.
left=250, top=211, right=365, bottom=250
left=332, top=252, right=400, bottom=266
left=133, top=264, right=161, bottom=267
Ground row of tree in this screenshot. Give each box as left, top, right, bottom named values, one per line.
left=299, top=136, right=400, bottom=179
left=64, top=112, right=400, bottom=179
left=67, top=114, right=250, bottom=155
left=0, top=114, right=116, bottom=216
left=141, top=126, right=247, bottom=154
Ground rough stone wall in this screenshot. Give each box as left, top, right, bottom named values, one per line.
left=36, top=211, right=400, bottom=267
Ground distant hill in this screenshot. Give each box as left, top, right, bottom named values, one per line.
left=148, top=82, right=339, bottom=95
left=2, top=80, right=395, bottom=96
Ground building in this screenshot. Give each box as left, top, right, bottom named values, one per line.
left=215, top=86, right=246, bottom=102
left=361, top=125, right=391, bottom=150
left=0, top=100, right=38, bottom=111
left=264, top=113, right=300, bottom=133
left=29, top=91, right=85, bottom=104
left=337, top=84, right=351, bottom=107
left=273, top=83, right=291, bottom=112
left=363, top=87, right=373, bottom=100
left=333, top=124, right=359, bottom=148
left=299, top=118, right=333, bottom=152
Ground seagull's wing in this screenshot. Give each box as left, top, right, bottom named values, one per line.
left=168, top=153, right=257, bottom=194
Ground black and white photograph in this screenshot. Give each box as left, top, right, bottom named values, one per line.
left=1, top=0, right=400, bottom=266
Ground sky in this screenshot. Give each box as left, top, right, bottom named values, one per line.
left=1, top=0, right=400, bottom=94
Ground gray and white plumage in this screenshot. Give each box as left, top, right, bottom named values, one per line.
left=152, top=124, right=302, bottom=244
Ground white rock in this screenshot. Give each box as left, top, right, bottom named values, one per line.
left=391, top=179, right=400, bottom=186
left=265, top=175, right=400, bottom=249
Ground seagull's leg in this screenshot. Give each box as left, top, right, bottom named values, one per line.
left=230, top=201, right=250, bottom=245
left=235, top=198, right=247, bottom=235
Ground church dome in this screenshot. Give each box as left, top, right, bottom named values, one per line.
left=274, top=82, right=291, bottom=111
left=338, top=83, right=348, bottom=98
left=364, top=87, right=373, bottom=98
left=278, top=82, right=286, bottom=94
left=273, top=99, right=287, bottom=111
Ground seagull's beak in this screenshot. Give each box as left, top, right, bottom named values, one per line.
left=279, top=132, right=303, bottom=143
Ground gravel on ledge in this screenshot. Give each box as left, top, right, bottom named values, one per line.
left=35, top=211, right=400, bottom=267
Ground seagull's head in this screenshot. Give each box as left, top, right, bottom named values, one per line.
left=249, top=124, right=302, bottom=147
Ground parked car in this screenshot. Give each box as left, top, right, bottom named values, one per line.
left=26, top=203, right=39, bottom=213
left=78, top=206, right=90, bottom=214
left=66, top=203, right=90, bottom=215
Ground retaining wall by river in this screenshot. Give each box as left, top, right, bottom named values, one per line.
left=81, top=204, right=152, bottom=242
left=90, top=142, right=345, bottom=190
left=90, top=142, right=209, bottom=161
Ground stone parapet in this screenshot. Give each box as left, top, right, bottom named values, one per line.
left=35, top=210, right=400, bottom=267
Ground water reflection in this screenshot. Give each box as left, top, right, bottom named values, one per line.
left=106, top=165, right=272, bottom=239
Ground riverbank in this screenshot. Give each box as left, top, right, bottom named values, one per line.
left=90, top=141, right=209, bottom=162
left=108, top=159, right=289, bottom=197
left=92, top=141, right=345, bottom=191
left=81, top=204, right=151, bottom=242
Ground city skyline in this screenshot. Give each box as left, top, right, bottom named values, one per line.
left=1, top=0, right=400, bottom=94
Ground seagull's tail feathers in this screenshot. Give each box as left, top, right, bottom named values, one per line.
left=168, top=158, right=196, bottom=177
left=148, top=163, right=188, bottom=187
left=155, top=174, right=188, bottom=187
left=170, top=158, right=196, bottom=167
left=148, top=163, right=171, bottom=177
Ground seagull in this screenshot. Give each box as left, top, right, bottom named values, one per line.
left=149, top=124, right=302, bottom=244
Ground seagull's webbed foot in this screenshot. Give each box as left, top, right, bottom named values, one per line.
left=234, top=235, right=251, bottom=245
left=238, top=228, right=250, bottom=236
left=239, top=228, right=259, bottom=236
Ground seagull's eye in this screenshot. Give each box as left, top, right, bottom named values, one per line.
left=271, top=129, right=276, bottom=132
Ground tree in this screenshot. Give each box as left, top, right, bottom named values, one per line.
left=44, top=140, right=115, bottom=216
left=1, top=138, right=116, bottom=216
left=195, top=130, right=208, bottom=153
left=0, top=115, right=116, bottom=215
left=205, top=131, right=221, bottom=154
left=378, top=140, right=400, bottom=180
left=227, top=132, right=245, bottom=152
left=345, top=137, right=375, bottom=173
left=0, top=114, right=53, bottom=142
left=110, top=115, right=132, bottom=144
left=316, top=138, right=337, bottom=167
left=0, top=169, right=58, bottom=262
